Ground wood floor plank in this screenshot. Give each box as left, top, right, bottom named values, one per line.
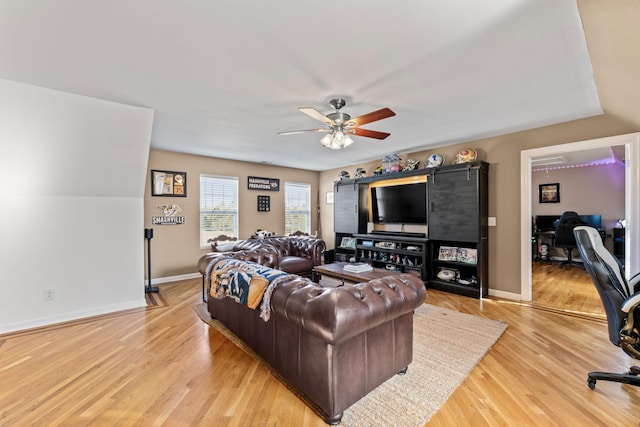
left=532, top=261, right=605, bottom=317
left=1, top=277, right=638, bottom=426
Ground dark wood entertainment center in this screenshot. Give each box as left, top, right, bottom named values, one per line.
left=333, top=161, right=489, bottom=298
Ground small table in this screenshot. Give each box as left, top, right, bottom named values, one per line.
left=312, top=262, right=403, bottom=285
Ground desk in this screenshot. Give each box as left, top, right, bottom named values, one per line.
left=533, top=231, right=556, bottom=261
left=532, top=229, right=609, bottom=262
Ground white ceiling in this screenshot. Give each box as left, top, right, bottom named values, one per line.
left=0, top=0, right=602, bottom=171
left=531, top=145, right=625, bottom=170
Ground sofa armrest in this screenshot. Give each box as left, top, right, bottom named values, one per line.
left=271, top=274, right=426, bottom=344
left=198, top=252, right=222, bottom=275
left=288, top=237, right=326, bottom=266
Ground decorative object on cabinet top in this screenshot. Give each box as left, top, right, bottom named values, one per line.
left=382, top=152, right=402, bottom=173
left=334, top=160, right=489, bottom=185
left=425, top=153, right=445, bottom=168
left=403, top=158, right=420, bottom=170
left=339, top=170, right=350, bottom=180
left=454, top=148, right=478, bottom=164
left=353, top=167, right=367, bottom=178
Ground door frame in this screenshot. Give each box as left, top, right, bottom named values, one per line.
left=520, top=132, right=640, bottom=301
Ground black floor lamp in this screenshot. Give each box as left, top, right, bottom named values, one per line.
left=145, top=228, right=159, bottom=293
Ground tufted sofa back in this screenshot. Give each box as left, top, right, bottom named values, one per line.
left=232, top=236, right=326, bottom=267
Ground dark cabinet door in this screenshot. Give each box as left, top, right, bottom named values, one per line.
left=334, top=182, right=368, bottom=233
left=428, top=169, right=480, bottom=242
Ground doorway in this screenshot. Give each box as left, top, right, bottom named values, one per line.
left=520, top=132, right=640, bottom=303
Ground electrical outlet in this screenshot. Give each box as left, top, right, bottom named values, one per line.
left=44, top=289, right=55, bottom=301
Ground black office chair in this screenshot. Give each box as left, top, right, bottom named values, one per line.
left=554, top=211, right=586, bottom=268
left=573, top=225, right=640, bottom=389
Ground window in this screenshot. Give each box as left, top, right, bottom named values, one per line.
left=285, top=182, right=311, bottom=235
left=200, top=175, right=238, bottom=247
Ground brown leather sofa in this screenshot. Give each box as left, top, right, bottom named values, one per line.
left=231, top=236, right=326, bottom=277
left=203, top=256, right=426, bottom=424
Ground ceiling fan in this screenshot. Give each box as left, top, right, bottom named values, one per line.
left=278, top=98, right=396, bottom=149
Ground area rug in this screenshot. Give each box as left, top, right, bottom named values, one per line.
left=193, top=302, right=507, bottom=426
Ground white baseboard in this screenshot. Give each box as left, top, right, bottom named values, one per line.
left=0, top=299, right=147, bottom=335
left=488, top=288, right=521, bottom=301
left=147, top=273, right=525, bottom=302
left=146, top=272, right=201, bottom=286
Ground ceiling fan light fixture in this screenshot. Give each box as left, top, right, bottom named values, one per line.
left=320, top=128, right=354, bottom=149
left=343, top=134, right=354, bottom=148
left=321, top=133, right=334, bottom=148
left=282, top=98, right=395, bottom=148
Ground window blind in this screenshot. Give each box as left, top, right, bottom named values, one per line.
left=285, top=182, right=311, bottom=235
left=200, top=175, right=238, bottom=246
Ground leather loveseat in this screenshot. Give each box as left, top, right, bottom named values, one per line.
left=202, top=255, right=426, bottom=424
left=230, top=236, right=326, bottom=277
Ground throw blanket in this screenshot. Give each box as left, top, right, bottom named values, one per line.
left=209, top=257, right=297, bottom=321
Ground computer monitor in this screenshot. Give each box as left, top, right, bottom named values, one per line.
left=535, top=215, right=560, bottom=232
left=579, top=214, right=602, bottom=229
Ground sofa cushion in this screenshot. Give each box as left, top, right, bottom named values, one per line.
left=279, top=256, right=313, bottom=275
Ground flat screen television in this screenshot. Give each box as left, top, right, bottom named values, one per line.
left=370, top=182, right=427, bottom=224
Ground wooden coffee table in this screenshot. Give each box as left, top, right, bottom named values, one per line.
left=312, top=262, right=403, bottom=285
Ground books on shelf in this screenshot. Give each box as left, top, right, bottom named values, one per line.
left=343, top=262, right=373, bottom=273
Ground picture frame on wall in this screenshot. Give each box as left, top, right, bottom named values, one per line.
left=151, top=170, right=187, bottom=197
left=326, top=191, right=334, bottom=204
left=539, top=183, right=560, bottom=203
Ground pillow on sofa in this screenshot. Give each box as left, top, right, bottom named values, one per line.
left=208, top=234, right=238, bottom=251
left=215, top=241, right=236, bottom=251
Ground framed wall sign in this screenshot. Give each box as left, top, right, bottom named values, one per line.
left=248, top=176, right=280, bottom=191
left=539, top=183, right=560, bottom=203
left=257, top=195, right=270, bottom=211
left=151, top=170, right=187, bottom=197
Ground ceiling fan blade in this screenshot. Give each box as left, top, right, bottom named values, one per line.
left=347, top=108, right=396, bottom=127
left=352, top=128, right=391, bottom=140
left=278, top=128, right=330, bottom=135
left=299, top=107, right=336, bottom=125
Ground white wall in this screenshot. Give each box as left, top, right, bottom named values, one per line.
left=0, top=79, right=154, bottom=334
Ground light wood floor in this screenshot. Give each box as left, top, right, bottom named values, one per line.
left=532, top=261, right=605, bottom=318
left=1, top=278, right=638, bottom=426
